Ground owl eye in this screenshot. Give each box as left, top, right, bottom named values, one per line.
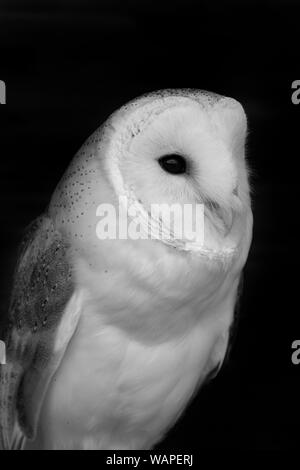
left=158, top=154, right=187, bottom=175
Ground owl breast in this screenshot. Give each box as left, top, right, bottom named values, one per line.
left=32, top=287, right=225, bottom=450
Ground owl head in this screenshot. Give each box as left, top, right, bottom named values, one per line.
left=100, top=90, right=251, bottom=259
left=50, top=89, right=252, bottom=286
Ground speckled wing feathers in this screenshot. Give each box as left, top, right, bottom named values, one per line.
left=0, top=215, right=75, bottom=449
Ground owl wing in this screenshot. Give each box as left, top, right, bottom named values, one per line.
left=203, top=275, right=244, bottom=383
left=0, top=214, right=81, bottom=449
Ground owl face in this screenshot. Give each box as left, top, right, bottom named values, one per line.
left=104, top=91, right=251, bottom=259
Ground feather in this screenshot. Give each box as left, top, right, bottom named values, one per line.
left=1, top=89, right=252, bottom=450
left=0, top=215, right=80, bottom=449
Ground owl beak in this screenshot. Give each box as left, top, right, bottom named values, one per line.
left=205, top=200, right=234, bottom=238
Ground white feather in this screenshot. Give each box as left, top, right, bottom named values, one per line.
left=28, top=89, right=253, bottom=450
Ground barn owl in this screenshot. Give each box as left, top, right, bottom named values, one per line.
left=0, top=89, right=253, bottom=450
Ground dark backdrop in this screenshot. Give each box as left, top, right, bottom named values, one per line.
left=0, top=0, right=299, bottom=450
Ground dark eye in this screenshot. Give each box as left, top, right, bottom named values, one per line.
left=157, top=154, right=187, bottom=175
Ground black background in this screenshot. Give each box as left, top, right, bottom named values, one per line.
left=0, top=0, right=299, bottom=451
